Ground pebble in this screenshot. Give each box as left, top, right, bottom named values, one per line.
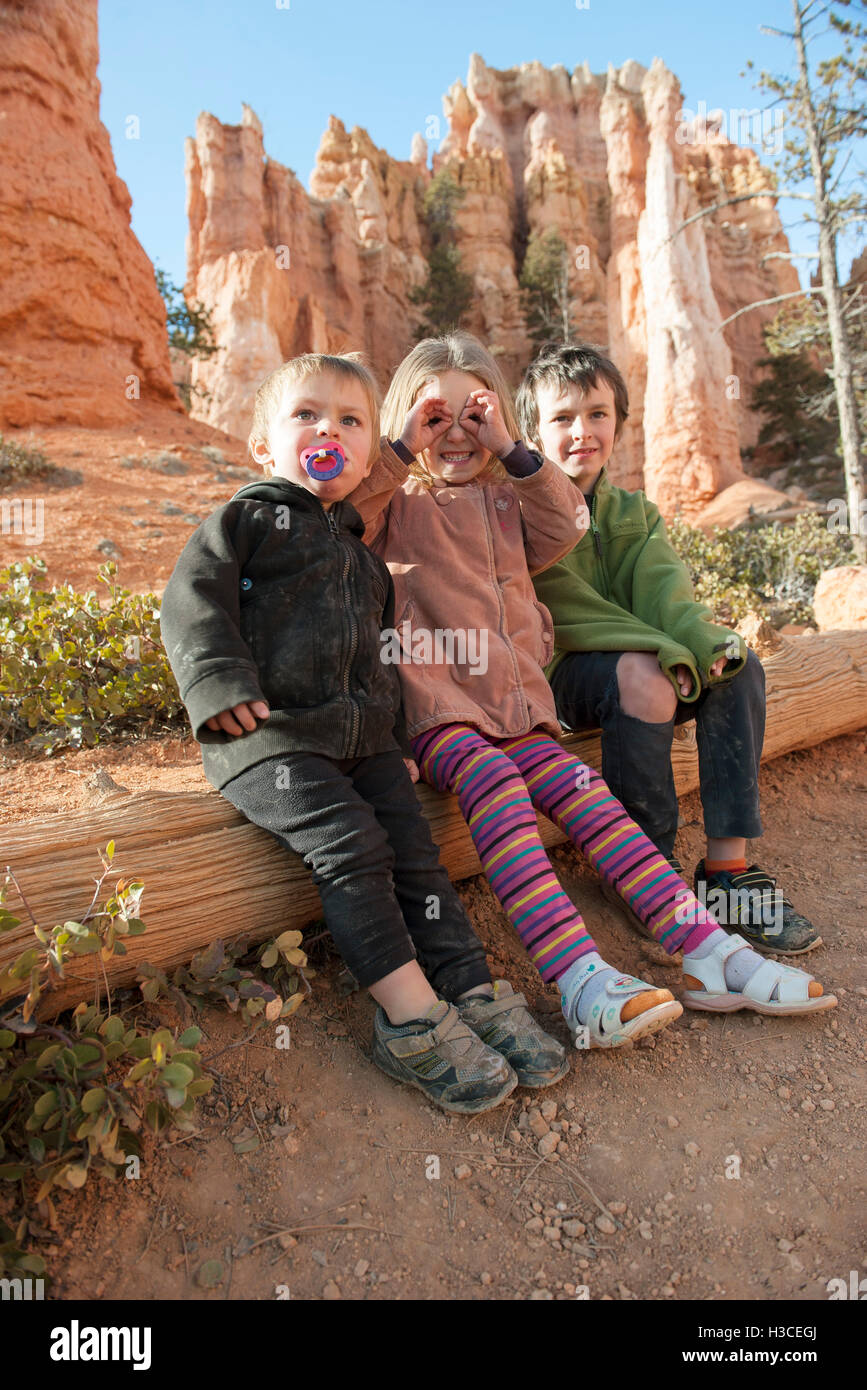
left=777, top=1238, right=793, bottom=1253
left=800, top=1099, right=816, bottom=1114
left=684, top=1142, right=701, bottom=1159
left=666, top=1115, right=680, bottom=1129
left=777, top=1086, right=791, bottom=1101
left=354, top=1260, right=369, bottom=1278
left=529, top=1289, right=553, bottom=1300
left=311, top=1250, right=328, bottom=1268
left=454, top=1164, right=472, bottom=1180
left=562, top=1220, right=586, bottom=1238
left=543, top=1225, right=560, bottom=1241
left=277, top=1233, right=297, bottom=1250
left=818, top=1098, right=835, bottom=1111
left=322, top=1280, right=341, bottom=1300
left=480, top=1272, right=493, bottom=1286
left=538, top=1132, right=559, bottom=1158
left=528, top=1109, right=550, bottom=1139
left=595, top=1214, right=617, bottom=1235
left=540, top=1100, right=558, bottom=1122
left=525, top=1216, right=544, bottom=1234
left=508, top=1129, right=523, bottom=1146
left=608, top=1201, right=627, bottom=1215
left=638, top=1222, right=653, bottom=1241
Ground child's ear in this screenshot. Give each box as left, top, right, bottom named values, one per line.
left=250, top=437, right=273, bottom=470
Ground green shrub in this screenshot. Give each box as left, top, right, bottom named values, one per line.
left=668, top=513, right=857, bottom=626
left=0, top=436, right=78, bottom=489
left=0, top=845, right=310, bottom=1279
left=0, top=558, right=184, bottom=750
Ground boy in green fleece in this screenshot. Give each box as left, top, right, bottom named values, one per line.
left=517, top=343, right=820, bottom=955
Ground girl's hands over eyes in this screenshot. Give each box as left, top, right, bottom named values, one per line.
left=400, top=395, right=453, bottom=456
left=205, top=700, right=270, bottom=736
left=458, top=389, right=513, bottom=459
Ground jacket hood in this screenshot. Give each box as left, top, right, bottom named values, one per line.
left=230, top=475, right=365, bottom=536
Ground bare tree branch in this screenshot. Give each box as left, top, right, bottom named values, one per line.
left=714, top=286, right=824, bottom=331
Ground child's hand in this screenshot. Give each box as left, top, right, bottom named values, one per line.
left=404, top=757, right=420, bottom=783
left=458, top=389, right=514, bottom=459
left=205, top=700, right=270, bottom=736
left=400, top=395, right=453, bottom=456
left=672, top=664, right=694, bottom=698
left=708, top=655, right=728, bottom=678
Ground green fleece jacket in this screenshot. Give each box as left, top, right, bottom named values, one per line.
left=532, top=467, right=746, bottom=701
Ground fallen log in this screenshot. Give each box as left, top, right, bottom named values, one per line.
left=2, top=629, right=865, bottom=1018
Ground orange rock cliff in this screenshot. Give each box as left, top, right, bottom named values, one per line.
left=184, top=55, right=798, bottom=517
left=0, top=0, right=180, bottom=429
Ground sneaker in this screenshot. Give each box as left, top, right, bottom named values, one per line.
left=694, top=860, right=823, bottom=955
left=371, top=1000, right=517, bottom=1114
left=599, top=855, right=684, bottom=938
left=456, top=981, right=569, bottom=1088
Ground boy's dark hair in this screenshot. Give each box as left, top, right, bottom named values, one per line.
left=516, top=343, right=630, bottom=446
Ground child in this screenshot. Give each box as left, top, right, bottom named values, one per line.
left=350, top=333, right=835, bottom=1046
left=160, top=351, right=570, bottom=1115
left=517, top=343, right=822, bottom=956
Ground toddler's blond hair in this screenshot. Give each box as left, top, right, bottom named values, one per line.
left=248, top=353, right=381, bottom=471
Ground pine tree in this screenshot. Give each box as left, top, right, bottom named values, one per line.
left=519, top=228, right=574, bottom=348
left=409, top=171, right=473, bottom=338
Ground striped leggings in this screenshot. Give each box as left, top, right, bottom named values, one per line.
left=411, top=725, right=719, bottom=983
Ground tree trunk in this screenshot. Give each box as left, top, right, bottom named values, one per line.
left=3, top=628, right=866, bottom=1020
left=793, top=0, right=866, bottom=561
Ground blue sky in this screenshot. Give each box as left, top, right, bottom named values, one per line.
left=98, top=0, right=862, bottom=291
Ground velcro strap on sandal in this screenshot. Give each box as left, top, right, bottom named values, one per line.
left=742, top=959, right=811, bottom=1006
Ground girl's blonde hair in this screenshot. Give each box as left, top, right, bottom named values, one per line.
left=248, top=352, right=381, bottom=471
left=382, top=333, right=520, bottom=485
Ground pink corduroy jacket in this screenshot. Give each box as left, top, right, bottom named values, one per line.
left=350, top=444, right=589, bottom=741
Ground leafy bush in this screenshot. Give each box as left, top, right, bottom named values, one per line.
left=0, top=558, right=184, bottom=750
left=0, top=436, right=80, bottom=489
left=668, top=513, right=857, bottom=626
left=137, top=931, right=310, bottom=1025
left=0, top=845, right=310, bottom=1280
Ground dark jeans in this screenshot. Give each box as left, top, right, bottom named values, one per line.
left=221, top=748, right=490, bottom=998
left=551, top=649, right=766, bottom=859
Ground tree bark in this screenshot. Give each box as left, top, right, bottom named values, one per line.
left=2, top=628, right=865, bottom=1020
left=792, top=0, right=866, bottom=560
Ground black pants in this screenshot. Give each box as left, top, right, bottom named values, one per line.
left=221, top=748, right=490, bottom=998
left=551, top=649, right=766, bottom=860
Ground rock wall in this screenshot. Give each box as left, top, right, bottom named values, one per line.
left=186, top=54, right=799, bottom=517
left=0, top=0, right=179, bottom=428
left=185, top=107, right=428, bottom=440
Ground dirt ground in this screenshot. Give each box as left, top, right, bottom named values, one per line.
left=1, top=729, right=865, bottom=1302
left=2, top=414, right=865, bottom=1301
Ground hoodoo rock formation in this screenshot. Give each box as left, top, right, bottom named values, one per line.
left=0, top=0, right=179, bottom=428
left=186, top=54, right=799, bottom=517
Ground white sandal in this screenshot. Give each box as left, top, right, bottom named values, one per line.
left=682, top=932, right=837, bottom=1016
left=563, top=961, right=683, bottom=1049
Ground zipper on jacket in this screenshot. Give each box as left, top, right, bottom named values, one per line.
left=589, top=497, right=610, bottom=599
left=479, top=485, right=528, bottom=725
left=328, top=510, right=361, bottom=755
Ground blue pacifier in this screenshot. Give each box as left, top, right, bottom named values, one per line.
left=301, top=441, right=345, bottom=481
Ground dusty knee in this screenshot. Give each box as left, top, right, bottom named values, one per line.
left=616, top=652, right=678, bottom=722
